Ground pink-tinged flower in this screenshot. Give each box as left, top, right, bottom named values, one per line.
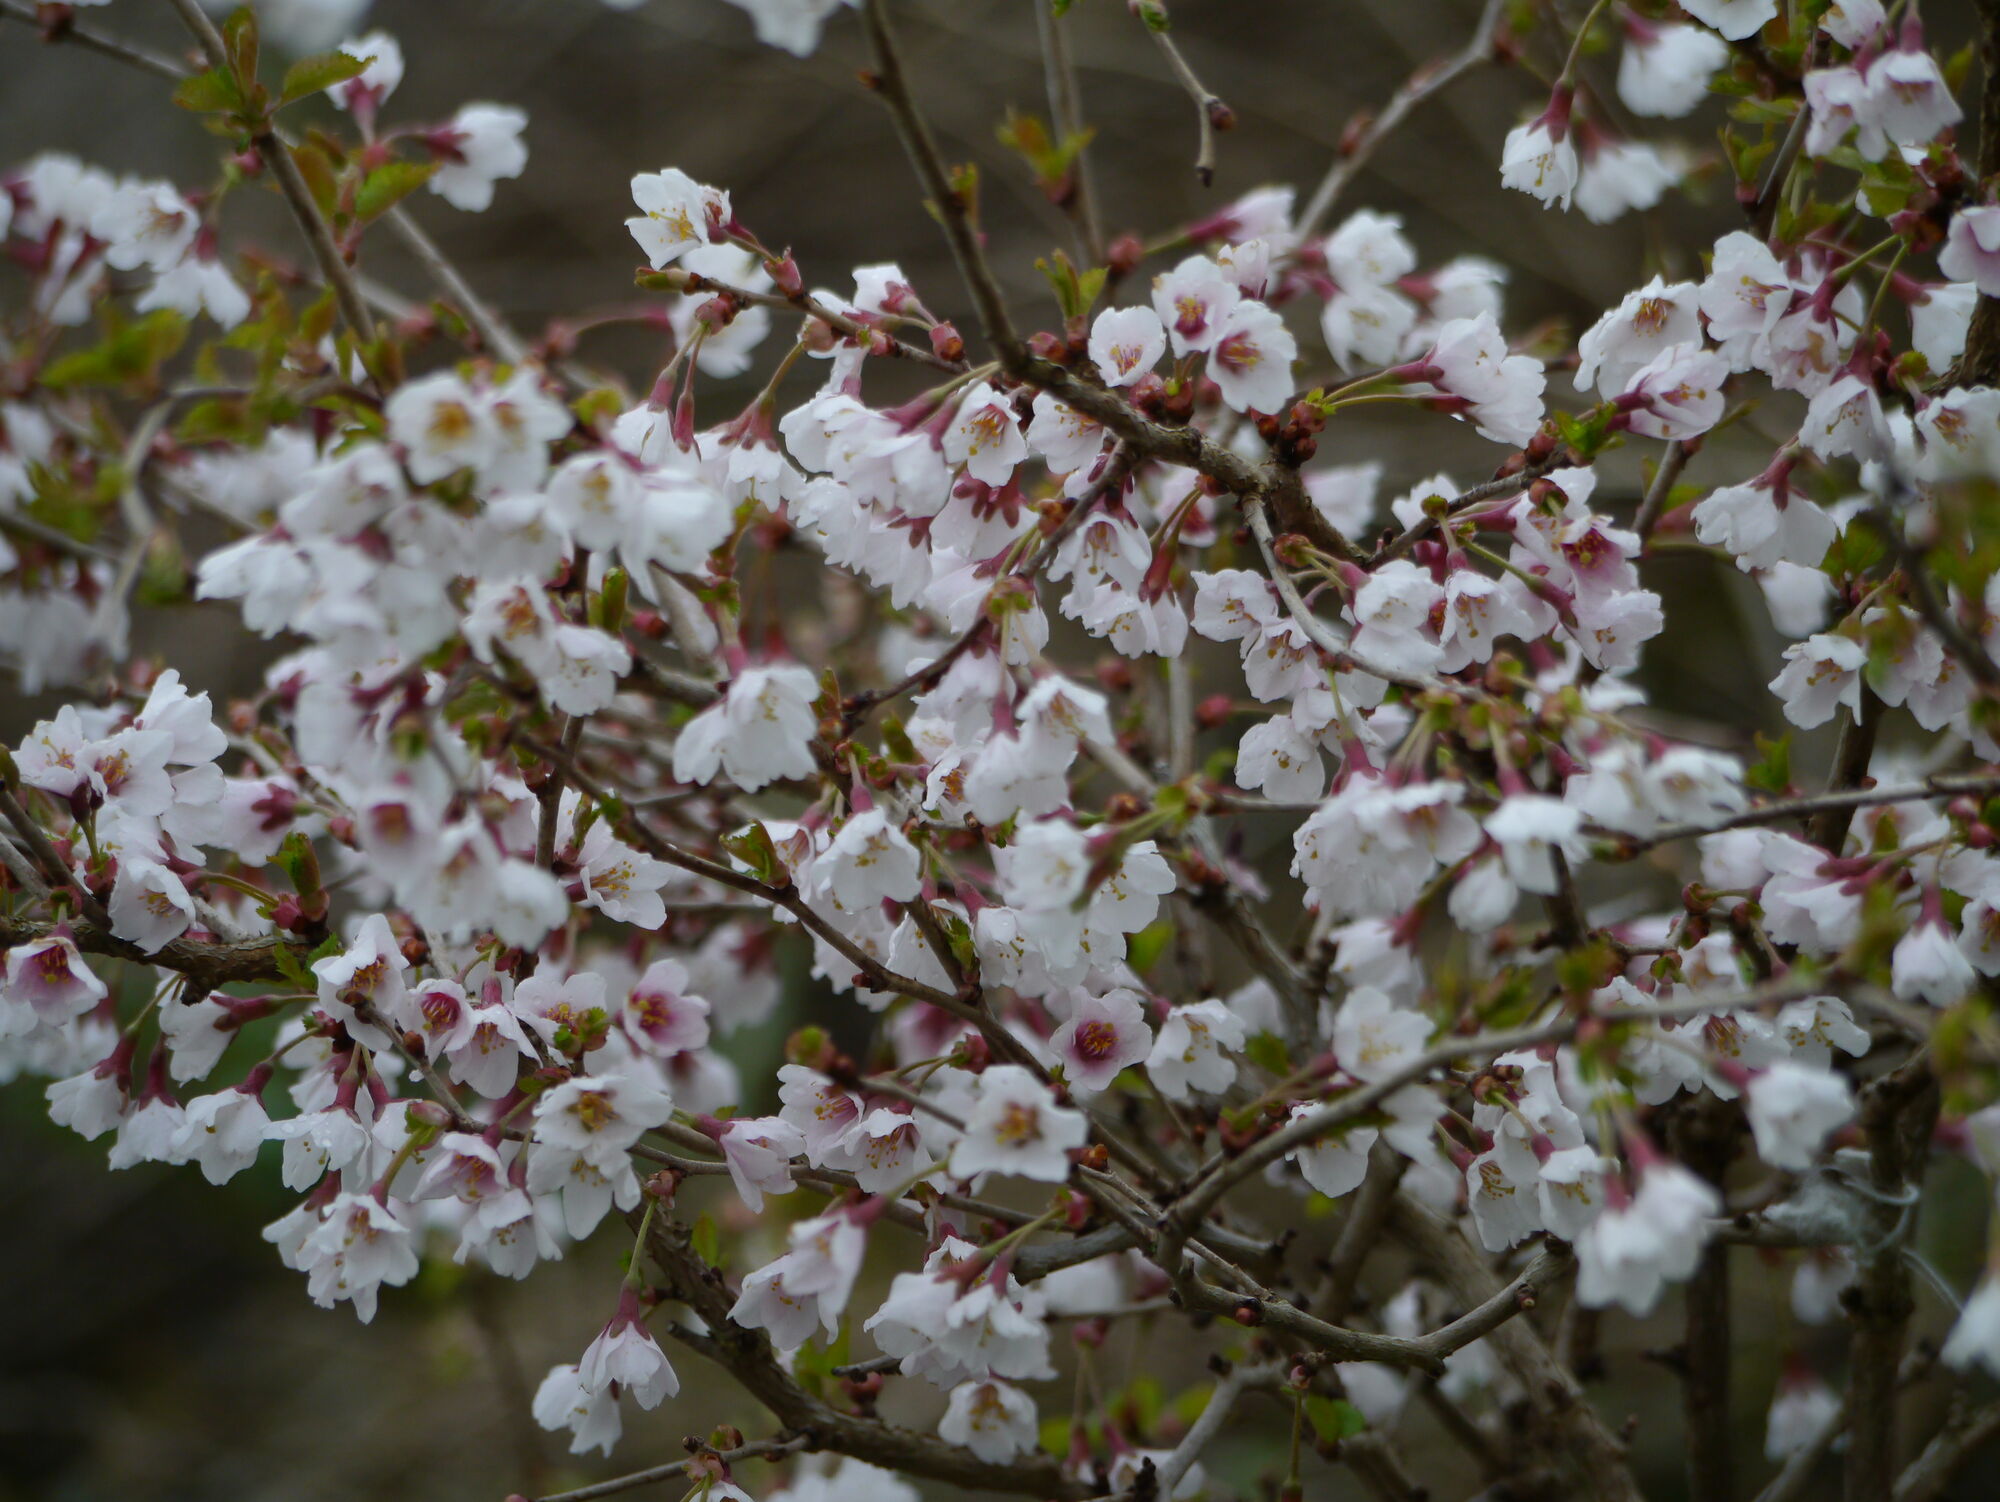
left=2, top=930, right=106, bottom=1029
left=1621, top=344, right=1729, bottom=440
left=1745, top=1061, right=1854, bottom=1170
left=1288, top=1105, right=1379, bottom=1199
left=176, top=1084, right=271, bottom=1185
left=777, top=1063, right=866, bottom=1162
left=577, top=1288, right=679, bottom=1409
left=1500, top=94, right=1579, bottom=210
left=312, top=912, right=409, bottom=1051
left=950, top=1064, right=1087, bottom=1182
left=427, top=104, right=528, bottom=213
left=532, top=1363, right=623, bottom=1457
left=1331, top=986, right=1431, bottom=1082
left=1151, top=254, right=1242, bottom=355
left=943, top=381, right=1028, bottom=486
left=1576, top=1161, right=1720, bottom=1315
left=1943, top=1274, right=2000, bottom=1380
left=1051, top=988, right=1154, bottom=1094
left=1680, top=0, right=1778, bottom=40
left=1414, top=313, right=1547, bottom=446
left=820, top=807, right=923, bottom=909
left=1088, top=305, right=1166, bottom=386
left=1893, top=915, right=1976, bottom=1008
left=938, top=1379, right=1038, bottom=1463
left=411, top=1132, right=512, bottom=1213
left=731, top=1211, right=867, bottom=1349
left=297, top=1192, right=421, bottom=1323
left=1769, top=633, right=1866, bottom=729
left=1819, top=0, right=1885, bottom=47
left=1617, top=20, right=1729, bottom=118
left=1146, top=998, right=1247, bottom=1101
left=718, top=1115, right=806, bottom=1212
left=1699, top=231, right=1794, bottom=369
left=1940, top=206, right=2000, bottom=298
left=1765, top=1367, right=1840, bottom=1461
left=107, top=856, right=196, bottom=954
left=1206, top=298, right=1297, bottom=414
left=1864, top=45, right=1961, bottom=149
left=622, top=959, right=712, bottom=1059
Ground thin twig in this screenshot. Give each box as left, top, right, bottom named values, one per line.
left=1034, top=0, right=1105, bottom=265
left=1297, top=0, right=1507, bottom=240
left=1141, top=20, right=1233, bottom=186
left=160, top=0, right=377, bottom=348
left=0, top=0, right=188, bottom=79
left=531, top=1434, right=811, bottom=1502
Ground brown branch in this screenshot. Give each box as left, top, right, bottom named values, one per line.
left=858, top=0, right=1021, bottom=363
left=1364, top=457, right=1561, bottom=567
left=1141, top=18, right=1233, bottom=186
left=1951, top=0, right=2000, bottom=385
left=1861, top=505, right=2000, bottom=692
left=0, top=788, right=112, bottom=928
left=531, top=1434, right=811, bottom=1502
left=1634, top=438, right=1692, bottom=545
left=1843, top=1055, right=1940, bottom=1502
left=161, top=0, right=377, bottom=348
left=1386, top=1195, right=1643, bottom=1502
left=1809, top=690, right=1887, bottom=852
left=1894, top=1396, right=2000, bottom=1502
left=1296, top=0, right=1507, bottom=240
left=1621, top=770, right=2000, bottom=853
left=384, top=207, right=531, bottom=367
left=1157, top=983, right=1815, bottom=1269
left=638, top=1212, right=1094, bottom=1499
left=0, top=0, right=188, bottom=80
left=645, top=265, right=962, bottom=373
left=0, top=911, right=299, bottom=988
left=1033, top=0, right=1104, bottom=266
left=1669, top=1094, right=1742, bottom=1502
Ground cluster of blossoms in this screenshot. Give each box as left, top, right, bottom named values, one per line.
left=5, top=0, right=2000, bottom=1498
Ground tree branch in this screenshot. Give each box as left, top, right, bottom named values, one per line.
left=161, top=0, right=377, bottom=348
left=639, top=1212, right=1094, bottom=1499
left=1296, top=0, right=1507, bottom=240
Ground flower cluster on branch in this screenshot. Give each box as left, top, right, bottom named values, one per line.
left=3, top=0, right=2000, bottom=1498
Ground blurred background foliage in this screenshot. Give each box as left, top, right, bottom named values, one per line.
left=0, top=0, right=1970, bottom=1497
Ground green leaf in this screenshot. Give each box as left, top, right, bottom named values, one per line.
left=1125, top=919, right=1173, bottom=975
left=41, top=310, right=189, bottom=391
left=690, top=1213, right=721, bottom=1268
left=222, top=6, right=260, bottom=91
left=1303, top=1394, right=1367, bottom=1444
left=1745, top=732, right=1791, bottom=795
left=720, top=822, right=785, bottom=886
left=1034, top=248, right=1108, bottom=322
left=354, top=160, right=436, bottom=223
left=1243, top=1031, right=1291, bottom=1077
left=280, top=49, right=366, bottom=104
left=173, top=66, right=244, bottom=114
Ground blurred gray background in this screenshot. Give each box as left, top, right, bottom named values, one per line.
left=0, top=1, right=1947, bottom=1498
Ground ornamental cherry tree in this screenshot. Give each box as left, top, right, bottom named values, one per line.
left=5, top=0, right=2000, bottom=1498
